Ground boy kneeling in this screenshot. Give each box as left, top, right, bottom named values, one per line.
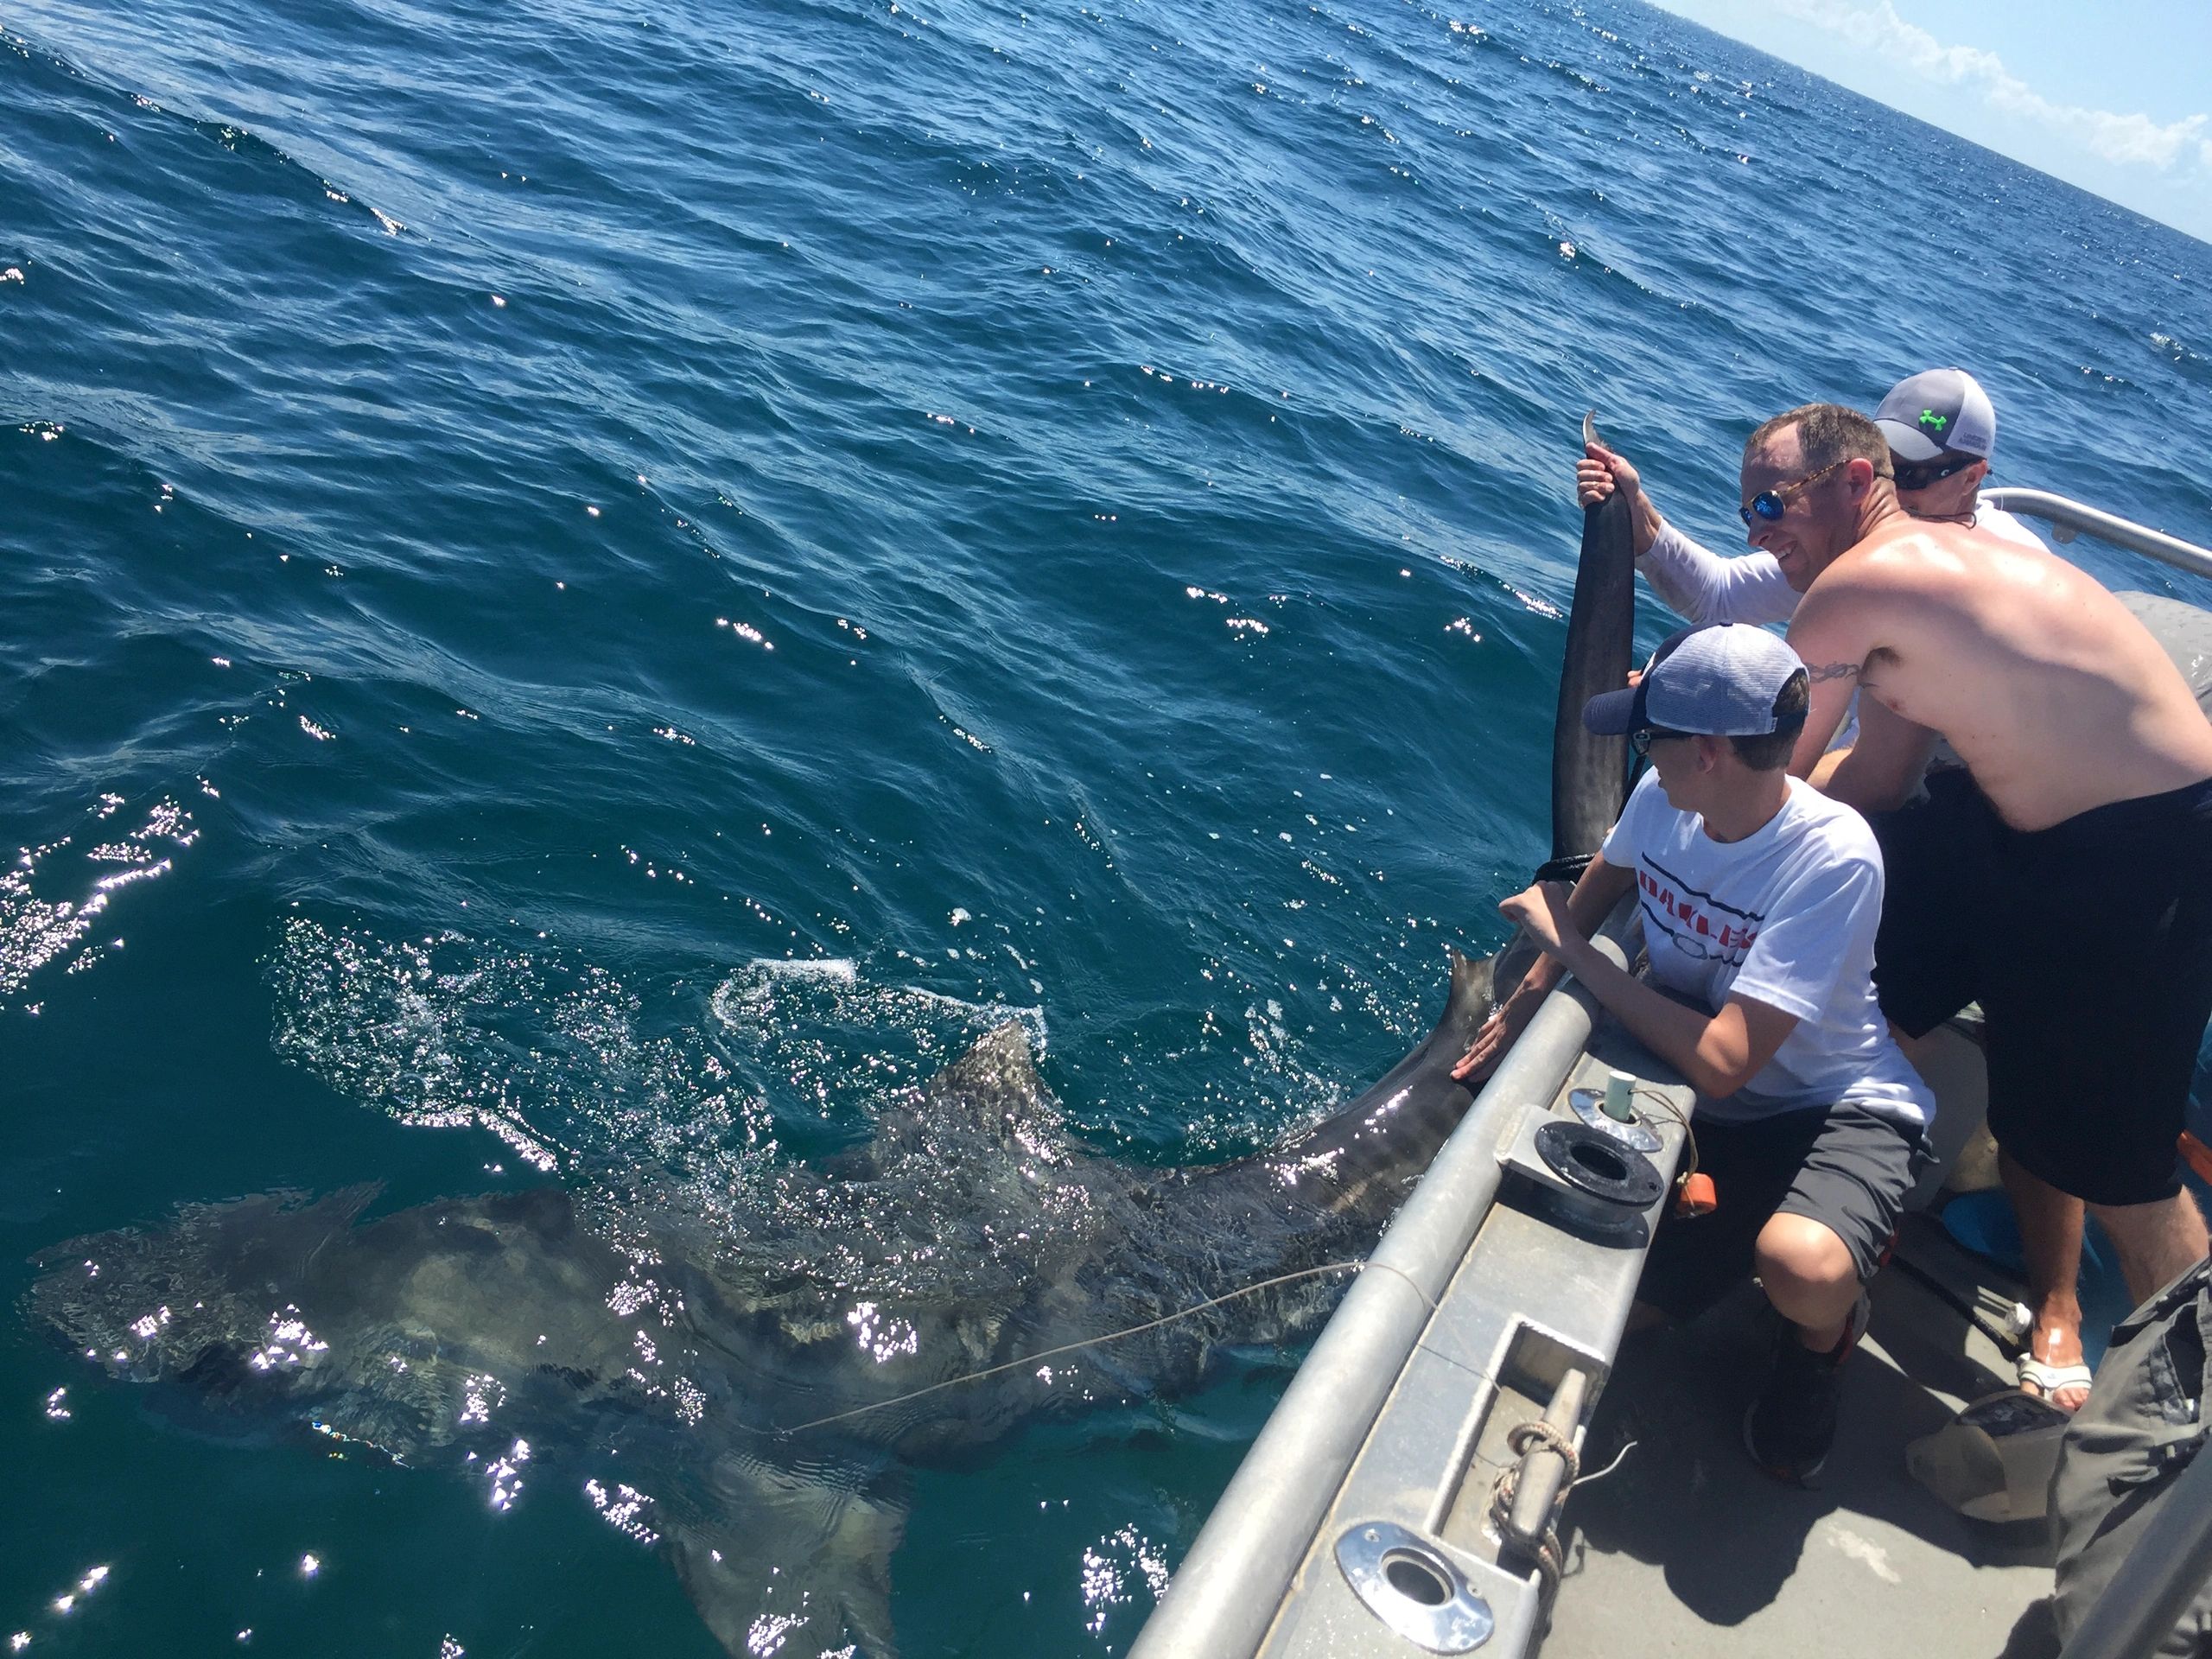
left=1456, top=623, right=1933, bottom=1484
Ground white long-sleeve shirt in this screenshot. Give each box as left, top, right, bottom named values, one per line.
left=1634, top=504, right=2048, bottom=626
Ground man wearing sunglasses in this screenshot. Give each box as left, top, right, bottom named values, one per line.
left=1760, top=400, right=2212, bottom=1414
left=1574, top=368, right=2041, bottom=629
left=1454, top=622, right=1934, bottom=1484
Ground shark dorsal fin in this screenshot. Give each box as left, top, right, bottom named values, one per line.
left=828, top=1021, right=1076, bottom=1185
left=925, top=1020, right=1044, bottom=1109
left=915, top=1021, right=1073, bottom=1149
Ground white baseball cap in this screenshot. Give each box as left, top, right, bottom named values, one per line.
left=1582, top=624, right=1807, bottom=738
left=1874, top=368, right=1997, bottom=463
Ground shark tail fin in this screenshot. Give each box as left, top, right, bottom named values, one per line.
left=1551, top=409, right=1637, bottom=861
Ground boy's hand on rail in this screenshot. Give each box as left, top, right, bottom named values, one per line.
left=1452, top=978, right=1542, bottom=1084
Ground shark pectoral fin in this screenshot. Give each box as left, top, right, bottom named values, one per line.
left=1445, top=945, right=1497, bottom=1027
left=667, top=1451, right=907, bottom=1659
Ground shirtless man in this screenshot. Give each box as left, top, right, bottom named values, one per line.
left=1745, top=402, right=2212, bottom=1396
left=1580, top=368, right=2044, bottom=630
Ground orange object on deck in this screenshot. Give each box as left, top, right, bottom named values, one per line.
left=1674, top=1171, right=1717, bottom=1217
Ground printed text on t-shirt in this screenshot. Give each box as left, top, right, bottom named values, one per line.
left=1638, top=859, right=1763, bottom=963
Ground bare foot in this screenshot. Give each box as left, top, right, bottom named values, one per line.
left=2019, top=1316, right=2093, bottom=1413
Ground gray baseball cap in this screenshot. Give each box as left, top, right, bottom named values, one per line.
left=1874, top=367, right=1997, bottom=463
left=1583, top=623, right=1807, bottom=738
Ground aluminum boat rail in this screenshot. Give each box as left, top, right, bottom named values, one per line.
left=1130, top=903, right=1694, bottom=1659
left=1982, top=486, right=2212, bottom=582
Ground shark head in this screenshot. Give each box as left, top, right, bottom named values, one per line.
left=28, top=1185, right=659, bottom=1452
left=29, top=1187, right=384, bottom=1428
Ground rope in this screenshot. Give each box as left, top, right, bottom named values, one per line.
left=1531, top=852, right=1595, bottom=885
left=782, top=1257, right=1438, bottom=1435
left=1489, top=1416, right=1581, bottom=1607
left=1508, top=1416, right=1580, bottom=1476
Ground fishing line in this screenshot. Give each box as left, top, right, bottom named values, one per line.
left=783, top=1087, right=1688, bottom=1438
left=783, top=1257, right=1435, bottom=1435
left=1628, top=1081, right=1700, bottom=1192
left=1572, top=1437, right=1637, bottom=1488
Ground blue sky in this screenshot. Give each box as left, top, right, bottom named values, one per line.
left=1644, top=0, right=2212, bottom=244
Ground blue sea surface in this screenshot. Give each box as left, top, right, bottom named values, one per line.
left=2, top=0, right=2209, bottom=1651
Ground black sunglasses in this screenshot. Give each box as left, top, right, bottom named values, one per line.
left=1892, top=454, right=1978, bottom=491
left=1630, top=727, right=1693, bottom=757
left=1738, top=458, right=1847, bottom=527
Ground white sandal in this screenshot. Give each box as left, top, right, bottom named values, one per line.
left=2018, top=1354, right=2095, bottom=1409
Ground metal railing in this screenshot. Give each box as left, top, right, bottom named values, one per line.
left=1981, top=486, right=2212, bottom=582
left=1128, top=923, right=1634, bottom=1659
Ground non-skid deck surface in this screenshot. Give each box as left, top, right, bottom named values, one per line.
left=1545, top=1261, right=2060, bottom=1659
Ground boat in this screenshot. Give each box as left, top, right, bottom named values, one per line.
left=1127, top=490, right=2212, bottom=1659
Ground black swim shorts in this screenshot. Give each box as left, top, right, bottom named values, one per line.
left=1635, top=1102, right=1927, bottom=1323
left=1872, top=770, right=2212, bottom=1208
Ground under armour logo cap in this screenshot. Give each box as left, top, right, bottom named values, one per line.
left=1583, top=624, right=1807, bottom=738
left=1873, top=367, right=1997, bottom=463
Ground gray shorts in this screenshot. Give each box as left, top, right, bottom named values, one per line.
left=2051, top=1259, right=2212, bottom=1653
left=1636, top=1103, right=1929, bottom=1322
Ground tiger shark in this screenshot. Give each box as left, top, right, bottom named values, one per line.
left=27, top=437, right=1637, bottom=1656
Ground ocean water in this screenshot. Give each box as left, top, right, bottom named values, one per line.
left=2, top=0, right=2209, bottom=1650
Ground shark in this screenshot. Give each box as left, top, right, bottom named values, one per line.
left=26, top=429, right=1637, bottom=1657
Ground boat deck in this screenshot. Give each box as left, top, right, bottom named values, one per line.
left=1549, top=1221, right=2057, bottom=1659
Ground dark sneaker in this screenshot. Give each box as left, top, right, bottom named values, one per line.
left=1743, top=1291, right=1871, bottom=1485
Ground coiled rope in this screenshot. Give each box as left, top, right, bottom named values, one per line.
left=1489, top=1418, right=1581, bottom=1605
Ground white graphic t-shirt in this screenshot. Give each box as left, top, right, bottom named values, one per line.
left=1599, top=772, right=1933, bottom=1128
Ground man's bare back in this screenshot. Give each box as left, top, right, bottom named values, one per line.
left=1785, top=515, right=2212, bottom=827
left=1764, top=466, right=2212, bottom=830
left=1734, top=402, right=2212, bottom=1394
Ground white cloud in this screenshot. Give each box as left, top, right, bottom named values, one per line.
left=1773, top=0, right=2209, bottom=171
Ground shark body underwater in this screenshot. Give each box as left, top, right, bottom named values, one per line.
left=29, top=451, right=1637, bottom=1658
